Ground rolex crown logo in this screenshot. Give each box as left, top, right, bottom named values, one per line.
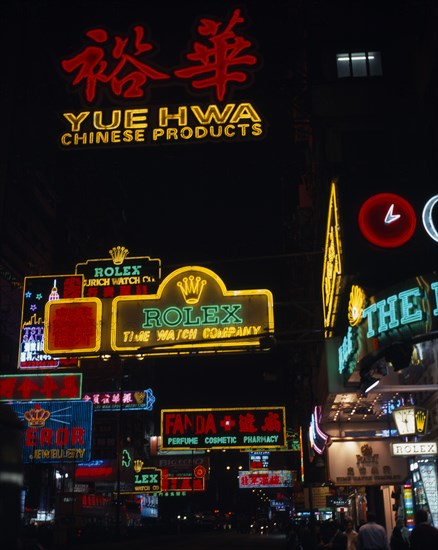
left=415, top=409, right=427, bottom=433
left=109, top=245, right=129, bottom=265
left=361, top=443, right=373, bottom=456
left=134, top=459, right=144, bottom=473
left=177, top=275, right=207, bottom=304
left=24, top=405, right=51, bottom=427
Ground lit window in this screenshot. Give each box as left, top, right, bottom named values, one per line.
left=336, top=51, right=382, bottom=78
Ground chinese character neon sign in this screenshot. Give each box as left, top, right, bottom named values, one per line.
left=61, top=9, right=258, bottom=104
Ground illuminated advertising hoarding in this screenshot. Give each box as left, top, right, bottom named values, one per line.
left=161, top=406, right=286, bottom=450
left=338, top=273, right=438, bottom=375
left=76, top=246, right=161, bottom=298
left=404, top=483, right=415, bottom=530
left=19, top=275, right=82, bottom=369
left=58, top=9, right=264, bottom=149
left=322, top=181, right=343, bottom=338
left=391, top=441, right=437, bottom=457
left=141, top=494, right=158, bottom=518
left=238, top=470, right=293, bottom=489
left=309, top=405, right=329, bottom=455
left=132, top=467, right=162, bottom=494
left=82, top=388, right=155, bottom=411
left=327, top=439, right=408, bottom=486
left=76, top=460, right=117, bottom=482
left=153, top=454, right=209, bottom=473
left=9, top=400, right=93, bottom=464
left=43, top=264, right=274, bottom=358
left=151, top=455, right=209, bottom=494
left=112, top=265, right=274, bottom=355
left=0, top=373, right=82, bottom=401
left=249, top=451, right=270, bottom=469
left=418, top=461, right=438, bottom=527
left=44, top=298, right=102, bottom=355
left=116, top=451, right=162, bottom=494
left=160, top=468, right=206, bottom=493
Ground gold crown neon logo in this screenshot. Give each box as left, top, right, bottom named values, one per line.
left=348, top=285, right=366, bottom=327
left=24, top=405, right=51, bottom=427
left=177, top=275, right=207, bottom=304
left=415, top=409, right=427, bottom=433
left=109, top=245, right=129, bottom=265
left=134, top=459, right=144, bottom=473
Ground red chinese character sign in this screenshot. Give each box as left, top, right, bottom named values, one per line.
left=0, top=373, right=82, bottom=401
left=238, top=470, right=293, bottom=489
left=58, top=8, right=263, bottom=149
left=161, top=406, right=286, bottom=450
left=44, top=298, right=102, bottom=355
left=160, top=468, right=206, bottom=493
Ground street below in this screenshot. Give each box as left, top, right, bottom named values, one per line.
left=66, top=531, right=289, bottom=550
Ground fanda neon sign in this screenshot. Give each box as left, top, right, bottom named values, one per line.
left=161, top=406, right=286, bottom=450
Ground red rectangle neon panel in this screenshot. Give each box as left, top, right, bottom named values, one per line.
left=44, top=298, right=102, bottom=354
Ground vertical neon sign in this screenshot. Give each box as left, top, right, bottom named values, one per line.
left=404, top=482, right=414, bottom=530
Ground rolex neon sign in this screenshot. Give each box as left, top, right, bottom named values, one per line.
left=44, top=264, right=274, bottom=357
left=111, top=265, right=274, bottom=354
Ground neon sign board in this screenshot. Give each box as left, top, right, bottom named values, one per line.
left=76, top=460, right=116, bottom=482
left=19, top=275, right=82, bottom=369
left=76, top=246, right=161, bottom=298
left=132, top=467, right=162, bottom=494
left=58, top=9, right=264, bottom=149
left=160, top=469, right=206, bottom=493
left=161, top=406, right=286, bottom=450
left=249, top=451, right=270, bottom=469
left=44, top=297, right=102, bottom=355
left=418, top=461, right=438, bottom=527
left=111, top=265, right=274, bottom=354
left=0, top=373, right=82, bottom=401
left=322, top=181, right=343, bottom=337
left=358, top=193, right=438, bottom=247
left=82, top=388, right=155, bottom=411
left=338, top=273, right=438, bottom=374
left=43, top=265, right=274, bottom=357
left=358, top=193, right=417, bottom=248
left=238, top=470, right=293, bottom=488
left=9, top=400, right=93, bottom=464
left=309, top=405, right=329, bottom=455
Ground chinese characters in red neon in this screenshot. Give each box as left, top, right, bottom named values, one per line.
left=61, top=9, right=258, bottom=104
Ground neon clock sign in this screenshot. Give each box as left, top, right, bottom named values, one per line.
left=358, top=193, right=438, bottom=247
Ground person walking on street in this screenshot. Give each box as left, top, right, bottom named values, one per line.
left=344, top=518, right=359, bottom=550
left=357, top=512, right=389, bottom=550
left=329, top=521, right=348, bottom=550
left=409, top=509, right=438, bottom=550
left=390, top=517, right=410, bottom=550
